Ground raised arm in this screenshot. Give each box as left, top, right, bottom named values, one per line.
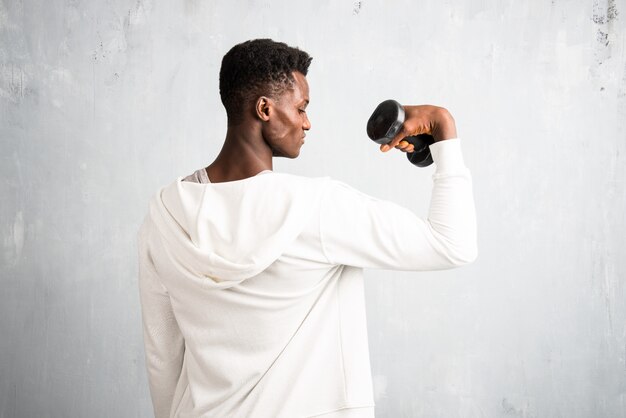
left=319, top=105, right=477, bottom=270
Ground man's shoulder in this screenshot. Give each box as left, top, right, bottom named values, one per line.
left=268, top=171, right=334, bottom=187
left=272, top=173, right=371, bottom=197
left=269, top=174, right=383, bottom=208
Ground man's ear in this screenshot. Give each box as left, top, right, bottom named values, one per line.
left=255, top=96, right=271, bottom=122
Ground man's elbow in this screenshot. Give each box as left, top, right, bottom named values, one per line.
left=444, top=242, right=478, bottom=267
left=427, top=220, right=478, bottom=268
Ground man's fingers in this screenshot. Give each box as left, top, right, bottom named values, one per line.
left=388, top=127, right=408, bottom=150
left=380, top=141, right=406, bottom=152
left=396, top=141, right=415, bottom=153
left=380, top=127, right=410, bottom=152
left=395, top=140, right=409, bottom=149
left=380, top=140, right=415, bottom=153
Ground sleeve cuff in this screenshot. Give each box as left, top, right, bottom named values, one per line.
left=429, top=138, right=467, bottom=173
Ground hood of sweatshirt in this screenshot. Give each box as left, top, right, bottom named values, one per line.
left=147, top=172, right=331, bottom=289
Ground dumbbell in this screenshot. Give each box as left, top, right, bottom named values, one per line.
left=366, top=99, right=435, bottom=167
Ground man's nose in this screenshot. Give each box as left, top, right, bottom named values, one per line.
left=303, top=115, right=311, bottom=130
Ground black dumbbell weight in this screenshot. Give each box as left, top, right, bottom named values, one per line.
left=366, top=99, right=435, bottom=167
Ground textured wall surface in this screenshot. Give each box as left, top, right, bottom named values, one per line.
left=1, top=0, right=625, bottom=417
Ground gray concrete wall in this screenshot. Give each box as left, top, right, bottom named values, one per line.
left=1, top=0, right=625, bottom=417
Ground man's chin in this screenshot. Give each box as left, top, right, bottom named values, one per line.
left=272, top=149, right=300, bottom=159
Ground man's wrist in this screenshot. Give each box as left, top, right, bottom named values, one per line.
left=429, top=138, right=467, bottom=173
left=432, top=109, right=457, bottom=142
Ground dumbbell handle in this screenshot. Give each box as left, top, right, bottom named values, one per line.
left=403, top=134, right=435, bottom=167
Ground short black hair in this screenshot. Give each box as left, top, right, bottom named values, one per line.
left=219, top=39, right=312, bottom=125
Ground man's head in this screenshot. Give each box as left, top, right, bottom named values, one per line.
left=219, top=39, right=312, bottom=124
left=219, top=39, right=312, bottom=158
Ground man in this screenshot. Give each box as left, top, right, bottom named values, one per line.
left=138, top=39, right=477, bottom=417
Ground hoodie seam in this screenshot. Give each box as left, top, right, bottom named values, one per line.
left=305, top=404, right=376, bottom=417
left=336, top=277, right=349, bottom=404
left=139, top=219, right=170, bottom=295
left=318, top=184, right=335, bottom=265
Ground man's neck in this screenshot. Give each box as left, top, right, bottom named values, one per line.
left=206, top=124, right=273, bottom=183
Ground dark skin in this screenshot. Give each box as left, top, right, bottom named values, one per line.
left=206, top=71, right=457, bottom=183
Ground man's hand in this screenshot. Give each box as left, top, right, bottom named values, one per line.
left=380, top=105, right=457, bottom=153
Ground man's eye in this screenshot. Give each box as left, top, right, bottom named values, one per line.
left=299, top=109, right=306, bottom=113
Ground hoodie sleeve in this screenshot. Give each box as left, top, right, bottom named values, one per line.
left=138, top=224, right=185, bottom=418
left=319, top=138, right=477, bottom=271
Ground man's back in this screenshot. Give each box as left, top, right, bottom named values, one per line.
left=139, top=170, right=373, bottom=417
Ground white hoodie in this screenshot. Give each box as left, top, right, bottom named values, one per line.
left=138, top=138, right=477, bottom=418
